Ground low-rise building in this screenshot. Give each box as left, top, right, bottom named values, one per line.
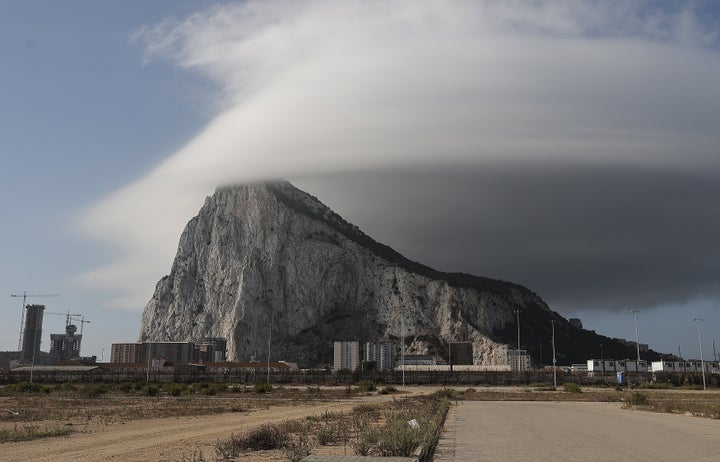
left=397, top=354, right=436, bottom=366
left=651, top=360, right=719, bottom=374
left=506, top=349, right=531, bottom=371
left=586, top=359, right=648, bottom=374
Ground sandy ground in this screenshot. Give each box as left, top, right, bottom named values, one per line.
left=1, top=387, right=434, bottom=462
left=435, top=400, right=720, bottom=462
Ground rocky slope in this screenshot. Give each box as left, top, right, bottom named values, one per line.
left=139, top=181, right=644, bottom=366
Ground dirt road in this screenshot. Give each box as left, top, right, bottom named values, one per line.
left=435, top=401, right=720, bottom=462
left=2, top=388, right=431, bottom=462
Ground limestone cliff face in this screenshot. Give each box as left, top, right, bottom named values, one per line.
left=139, top=181, right=559, bottom=366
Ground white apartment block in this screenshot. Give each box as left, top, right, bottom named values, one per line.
left=333, top=341, right=360, bottom=371
left=364, top=341, right=396, bottom=371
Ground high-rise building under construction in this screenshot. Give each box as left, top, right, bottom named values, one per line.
left=49, top=324, right=82, bottom=364
left=21, top=304, right=45, bottom=363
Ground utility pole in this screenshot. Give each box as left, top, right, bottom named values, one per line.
left=694, top=318, right=707, bottom=390
left=631, top=308, right=641, bottom=364
left=550, top=319, right=557, bottom=388
left=515, top=309, right=521, bottom=350
left=267, top=316, right=272, bottom=384
left=401, top=317, right=405, bottom=387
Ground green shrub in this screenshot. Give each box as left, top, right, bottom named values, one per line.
left=235, top=423, right=289, bottom=450
left=433, top=387, right=458, bottom=400
left=208, top=383, right=226, bottom=394
left=53, top=383, right=77, bottom=393
left=283, top=433, right=313, bottom=462
left=142, top=384, right=159, bottom=396
left=11, top=382, right=44, bottom=393
left=357, top=380, right=376, bottom=392
left=316, top=426, right=337, bottom=446
left=165, top=383, right=185, bottom=397
left=81, top=383, right=109, bottom=398
left=375, top=415, right=422, bottom=456
left=626, top=392, right=649, bottom=406
left=352, top=404, right=380, bottom=420
left=253, top=382, right=272, bottom=393
left=638, top=381, right=675, bottom=390
left=379, top=385, right=397, bottom=395
left=116, top=382, right=133, bottom=392
left=563, top=383, right=582, bottom=393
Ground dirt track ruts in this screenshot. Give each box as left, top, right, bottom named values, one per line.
left=2, top=389, right=431, bottom=462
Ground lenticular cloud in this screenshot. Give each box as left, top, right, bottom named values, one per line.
left=79, top=0, right=720, bottom=309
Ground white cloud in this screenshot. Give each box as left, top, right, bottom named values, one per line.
left=79, top=0, right=720, bottom=310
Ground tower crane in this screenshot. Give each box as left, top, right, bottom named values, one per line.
left=11, top=292, right=58, bottom=351
left=75, top=316, right=91, bottom=336
left=45, top=311, right=82, bottom=328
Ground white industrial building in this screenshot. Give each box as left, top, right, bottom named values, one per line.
left=506, top=349, right=531, bottom=372
left=651, top=360, right=720, bottom=374
left=396, top=364, right=511, bottom=372
left=586, top=359, right=720, bottom=375
left=586, top=359, right=648, bottom=374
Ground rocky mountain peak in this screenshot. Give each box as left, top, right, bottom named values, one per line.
left=139, top=181, right=646, bottom=366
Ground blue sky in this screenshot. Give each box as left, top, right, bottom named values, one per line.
left=2, top=1, right=720, bottom=362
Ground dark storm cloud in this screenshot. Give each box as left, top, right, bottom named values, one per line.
left=293, top=162, right=720, bottom=314
left=79, top=1, right=720, bottom=310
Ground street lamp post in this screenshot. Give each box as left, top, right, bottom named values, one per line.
left=551, top=320, right=557, bottom=389
left=694, top=318, right=707, bottom=390
left=515, top=309, right=522, bottom=372
left=267, top=317, right=272, bottom=384
left=631, top=308, right=641, bottom=365
left=401, top=317, right=405, bottom=387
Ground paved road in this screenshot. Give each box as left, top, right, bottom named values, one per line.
left=435, top=401, right=720, bottom=462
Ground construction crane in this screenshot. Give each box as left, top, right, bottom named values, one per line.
left=45, top=311, right=82, bottom=328
left=11, top=292, right=58, bottom=351
left=78, top=316, right=91, bottom=336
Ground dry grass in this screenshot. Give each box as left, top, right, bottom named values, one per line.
left=212, top=395, right=449, bottom=461
left=622, top=390, right=720, bottom=418
left=0, top=423, right=74, bottom=443
left=0, top=382, right=378, bottom=428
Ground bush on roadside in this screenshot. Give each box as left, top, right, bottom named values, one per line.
left=142, top=384, right=159, bottom=397
left=379, top=385, right=397, bottom=395
left=283, top=433, right=313, bottom=462
left=433, top=387, right=458, bottom=400
left=165, top=383, right=185, bottom=396
left=80, top=383, right=109, bottom=398
left=234, top=423, right=289, bottom=451
left=626, top=392, right=649, bottom=406
left=253, top=382, right=272, bottom=393
left=357, top=380, right=376, bottom=392
left=11, top=382, right=44, bottom=393
left=563, top=382, right=582, bottom=393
